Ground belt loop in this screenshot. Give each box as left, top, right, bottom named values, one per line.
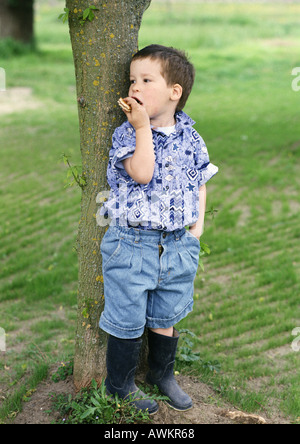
left=175, top=230, right=180, bottom=241
left=134, top=228, right=140, bottom=244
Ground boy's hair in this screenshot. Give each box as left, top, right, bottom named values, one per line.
left=132, top=44, right=195, bottom=111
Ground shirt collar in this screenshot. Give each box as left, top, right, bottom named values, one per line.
left=175, top=111, right=195, bottom=133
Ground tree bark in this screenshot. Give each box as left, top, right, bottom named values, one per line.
left=0, top=0, right=34, bottom=44
left=67, top=0, right=151, bottom=391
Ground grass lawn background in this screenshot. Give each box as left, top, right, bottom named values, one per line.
left=0, top=0, right=299, bottom=422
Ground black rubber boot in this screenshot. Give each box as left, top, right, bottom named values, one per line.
left=105, top=335, right=159, bottom=414
left=146, top=329, right=193, bottom=411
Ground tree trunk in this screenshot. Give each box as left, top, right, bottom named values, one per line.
left=0, top=0, right=34, bottom=44
left=67, top=0, right=151, bottom=391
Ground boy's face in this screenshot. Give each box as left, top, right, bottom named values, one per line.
left=129, top=58, right=181, bottom=126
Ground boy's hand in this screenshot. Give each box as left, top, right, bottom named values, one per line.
left=188, top=226, right=201, bottom=241
left=121, top=97, right=150, bottom=131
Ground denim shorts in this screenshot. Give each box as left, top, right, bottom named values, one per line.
left=99, top=226, right=200, bottom=339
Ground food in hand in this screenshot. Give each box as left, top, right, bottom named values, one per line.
left=118, top=98, right=131, bottom=112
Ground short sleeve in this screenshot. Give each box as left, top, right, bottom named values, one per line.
left=193, top=131, right=218, bottom=187
left=110, top=124, right=136, bottom=172
left=106, top=123, right=136, bottom=186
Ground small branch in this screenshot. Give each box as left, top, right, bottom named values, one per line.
left=62, top=153, right=87, bottom=189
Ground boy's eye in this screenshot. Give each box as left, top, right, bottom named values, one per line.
left=144, top=79, right=151, bottom=83
left=130, top=80, right=136, bottom=84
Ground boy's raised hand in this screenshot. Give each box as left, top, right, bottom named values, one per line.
left=121, top=97, right=150, bottom=131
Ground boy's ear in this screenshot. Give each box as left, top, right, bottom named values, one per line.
left=171, top=83, right=183, bottom=102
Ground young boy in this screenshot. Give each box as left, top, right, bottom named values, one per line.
left=99, top=45, right=218, bottom=414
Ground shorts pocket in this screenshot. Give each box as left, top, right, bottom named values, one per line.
left=100, top=229, right=122, bottom=271
left=182, top=230, right=201, bottom=267
left=185, top=230, right=200, bottom=246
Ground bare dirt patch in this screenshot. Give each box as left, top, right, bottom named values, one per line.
left=0, top=87, right=41, bottom=115
left=261, top=38, right=298, bottom=47
left=11, top=369, right=288, bottom=424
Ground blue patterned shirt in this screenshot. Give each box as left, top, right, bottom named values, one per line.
left=98, top=111, right=218, bottom=231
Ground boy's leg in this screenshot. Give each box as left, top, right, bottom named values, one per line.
left=99, top=227, right=160, bottom=414
left=105, top=334, right=159, bottom=414
left=146, top=328, right=193, bottom=411
left=99, top=226, right=149, bottom=339
left=149, top=327, right=173, bottom=337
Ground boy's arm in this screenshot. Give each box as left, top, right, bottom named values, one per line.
left=122, top=98, right=155, bottom=185
left=189, top=184, right=206, bottom=240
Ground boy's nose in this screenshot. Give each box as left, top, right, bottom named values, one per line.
left=132, top=82, right=140, bottom=92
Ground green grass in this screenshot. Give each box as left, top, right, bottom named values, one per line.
left=1, top=0, right=300, bottom=423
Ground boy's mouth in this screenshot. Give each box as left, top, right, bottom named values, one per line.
left=132, top=97, right=143, bottom=106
